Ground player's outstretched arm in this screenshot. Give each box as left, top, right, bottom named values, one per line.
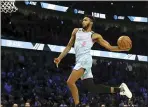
left=57, top=28, right=78, bottom=60
left=92, top=33, right=131, bottom=52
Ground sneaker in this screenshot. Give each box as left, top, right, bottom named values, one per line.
left=119, top=83, right=132, bottom=99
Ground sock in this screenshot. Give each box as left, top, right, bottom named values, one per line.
left=114, top=87, right=121, bottom=93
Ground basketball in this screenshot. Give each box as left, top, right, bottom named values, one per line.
left=117, top=36, right=132, bottom=49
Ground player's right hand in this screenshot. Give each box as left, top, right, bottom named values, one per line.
left=54, top=58, right=61, bottom=68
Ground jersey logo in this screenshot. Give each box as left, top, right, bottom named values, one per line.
left=82, top=41, right=86, bottom=47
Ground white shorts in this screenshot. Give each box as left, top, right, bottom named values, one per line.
left=73, top=55, right=93, bottom=80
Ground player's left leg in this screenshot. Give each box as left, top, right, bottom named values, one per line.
left=82, top=78, right=132, bottom=99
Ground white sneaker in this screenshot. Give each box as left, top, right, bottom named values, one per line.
left=119, top=83, right=132, bottom=99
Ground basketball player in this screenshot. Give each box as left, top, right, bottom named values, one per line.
left=54, top=15, right=132, bottom=107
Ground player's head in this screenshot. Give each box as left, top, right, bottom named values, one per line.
left=82, top=15, right=94, bottom=29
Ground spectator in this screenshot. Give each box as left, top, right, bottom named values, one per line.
left=19, top=97, right=25, bottom=107
left=1, top=49, right=148, bottom=106
left=59, top=100, right=68, bottom=107
left=12, top=104, right=18, bottom=107
left=25, top=103, right=30, bottom=107
left=4, top=81, right=12, bottom=94
left=34, top=96, right=41, bottom=107
left=119, top=100, right=124, bottom=107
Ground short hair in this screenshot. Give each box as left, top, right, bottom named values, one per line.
left=13, top=104, right=18, bottom=107
left=84, top=15, right=95, bottom=22
left=25, top=103, right=30, bottom=107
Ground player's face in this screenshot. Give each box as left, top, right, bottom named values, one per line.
left=82, top=17, right=91, bottom=28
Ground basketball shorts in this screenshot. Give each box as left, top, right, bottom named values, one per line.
left=73, top=55, right=93, bottom=80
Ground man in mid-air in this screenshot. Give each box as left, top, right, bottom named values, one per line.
left=54, top=15, right=132, bottom=107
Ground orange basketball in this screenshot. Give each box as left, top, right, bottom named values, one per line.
left=117, top=36, right=132, bottom=49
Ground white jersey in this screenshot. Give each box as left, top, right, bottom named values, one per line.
left=74, top=28, right=94, bottom=62
left=73, top=28, right=95, bottom=80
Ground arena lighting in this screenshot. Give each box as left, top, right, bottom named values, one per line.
left=128, top=16, right=148, bottom=22
left=118, top=16, right=125, bottom=20
left=1, top=39, right=148, bottom=62
left=114, top=15, right=125, bottom=20
left=24, top=2, right=147, bottom=23
left=74, top=9, right=84, bottom=14
left=92, top=12, right=106, bottom=19
left=74, top=9, right=78, bottom=14
left=137, top=55, right=148, bottom=62
left=40, top=2, right=69, bottom=12
left=92, top=12, right=100, bottom=18
left=24, top=0, right=37, bottom=6
left=77, top=10, right=84, bottom=14
left=114, top=15, right=118, bottom=20
left=100, top=13, right=106, bottom=19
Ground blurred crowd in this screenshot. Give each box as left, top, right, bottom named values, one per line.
left=1, top=48, right=148, bottom=107
left=1, top=11, right=148, bottom=55
left=1, top=12, right=75, bottom=45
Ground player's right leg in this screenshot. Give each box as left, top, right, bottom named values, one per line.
left=82, top=78, right=132, bottom=99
